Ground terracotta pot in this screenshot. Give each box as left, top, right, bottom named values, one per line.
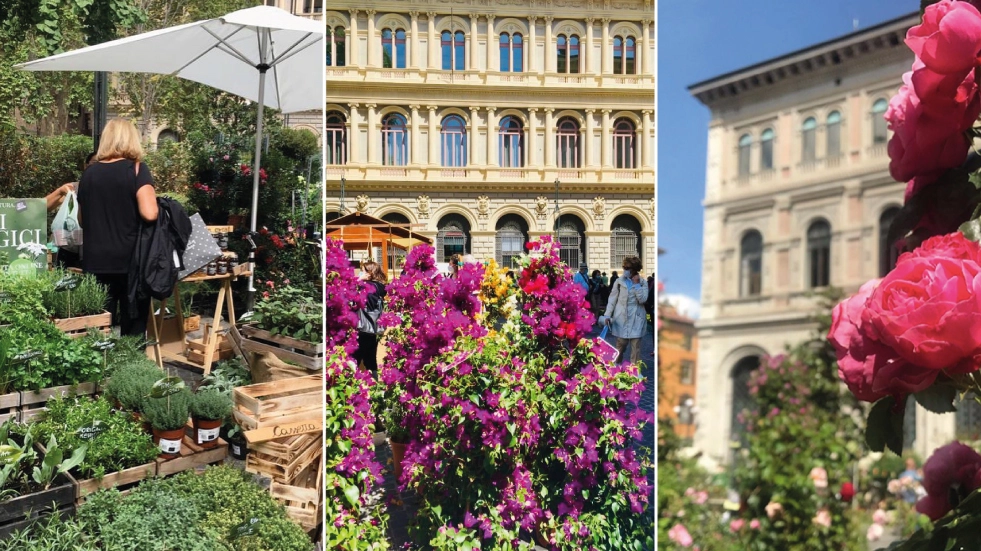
left=131, top=412, right=153, bottom=435
left=389, top=439, right=406, bottom=482
left=152, top=427, right=185, bottom=459
left=192, top=417, right=222, bottom=449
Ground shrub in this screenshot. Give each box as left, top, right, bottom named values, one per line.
left=5, top=317, right=103, bottom=390
left=103, top=362, right=163, bottom=412
left=190, top=389, right=232, bottom=421
left=41, top=270, right=108, bottom=318
left=142, top=388, right=192, bottom=431
left=0, top=270, right=50, bottom=324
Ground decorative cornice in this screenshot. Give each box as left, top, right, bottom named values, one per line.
left=409, top=11, right=419, bottom=19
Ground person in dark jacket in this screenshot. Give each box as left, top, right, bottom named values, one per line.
left=353, top=261, right=387, bottom=376
left=77, top=119, right=158, bottom=337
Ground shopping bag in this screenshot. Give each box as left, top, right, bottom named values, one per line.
left=595, top=325, right=620, bottom=363
left=178, top=214, right=222, bottom=280
left=51, top=190, right=82, bottom=252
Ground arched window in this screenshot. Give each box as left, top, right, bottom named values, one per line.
left=879, top=206, right=901, bottom=277
left=740, top=230, right=762, bottom=297
left=738, top=133, right=752, bottom=176
left=495, top=214, right=529, bottom=268
left=613, top=36, right=636, bottom=75
left=556, top=117, right=580, bottom=168
left=500, top=32, right=523, bottom=72
left=382, top=28, right=407, bottom=69
left=441, top=30, right=465, bottom=71
left=382, top=212, right=411, bottom=271
left=557, top=34, right=580, bottom=74
left=731, top=356, right=759, bottom=450
left=441, top=115, right=468, bottom=167
left=327, top=26, right=346, bottom=67
left=557, top=216, right=586, bottom=269
left=381, top=113, right=408, bottom=166
left=801, top=117, right=817, bottom=162
left=807, top=220, right=831, bottom=288
left=760, top=129, right=774, bottom=170
left=157, top=129, right=179, bottom=146
left=499, top=116, right=524, bottom=167
left=436, top=214, right=470, bottom=262
left=325, top=112, right=346, bottom=165
left=613, top=118, right=636, bottom=169
left=826, top=111, right=841, bottom=158
left=610, top=214, right=642, bottom=268
left=872, top=99, right=888, bottom=144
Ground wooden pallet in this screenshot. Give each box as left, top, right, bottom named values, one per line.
left=0, top=392, right=19, bottom=424
left=52, top=312, right=112, bottom=338
left=185, top=326, right=235, bottom=364
left=232, top=375, right=321, bottom=431
left=0, top=478, right=74, bottom=539
left=155, top=433, right=228, bottom=477
left=19, top=382, right=98, bottom=423
left=236, top=325, right=323, bottom=370
left=246, top=435, right=322, bottom=484
left=69, top=462, right=157, bottom=502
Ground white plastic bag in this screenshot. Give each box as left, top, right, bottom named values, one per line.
left=52, top=190, right=82, bottom=252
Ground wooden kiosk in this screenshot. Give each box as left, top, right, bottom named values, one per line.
left=325, top=212, right=432, bottom=274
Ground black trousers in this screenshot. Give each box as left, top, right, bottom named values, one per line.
left=354, top=331, right=379, bottom=375
left=93, top=273, right=149, bottom=337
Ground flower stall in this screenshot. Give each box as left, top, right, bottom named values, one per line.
left=326, top=212, right=431, bottom=274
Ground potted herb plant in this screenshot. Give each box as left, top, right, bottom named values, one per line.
left=239, top=285, right=324, bottom=369
left=142, top=381, right=191, bottom=459
left=190, top=390, right=232, bottom=449
left=103, top=362, right=162, bottom=432
left=224, top=422, right=248, bottom=460
left=42, top=270, right=111, bottom=338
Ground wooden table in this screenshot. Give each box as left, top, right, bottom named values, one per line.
left=147, top=263, right=251, bottom=376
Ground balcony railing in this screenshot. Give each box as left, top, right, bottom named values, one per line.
left=323, top=66, right=653, bottom=89
left=325, top=164, right=652, bottom=184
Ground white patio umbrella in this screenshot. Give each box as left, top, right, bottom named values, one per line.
left=17, top=5, right=324, bottom=306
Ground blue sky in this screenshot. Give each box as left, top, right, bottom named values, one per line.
left=657, top=0, right=914, bottom=304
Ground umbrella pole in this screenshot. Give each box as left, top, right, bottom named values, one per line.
left=246, top=29, right=270, bottom=312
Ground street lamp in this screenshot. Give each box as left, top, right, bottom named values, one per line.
left=340, top=177, right=347, bottom=214
left=553, top=178, right=561, bottom=236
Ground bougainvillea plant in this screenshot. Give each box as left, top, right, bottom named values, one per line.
left=381, top=237, right=653, bottom=550
left=326, top=238, right=365, bottom=356
left=829, top=2, right=981, bottom=548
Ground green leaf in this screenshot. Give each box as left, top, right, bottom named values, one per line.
left=914, top=383, right=958, bottom=414
left=866, top=396, right=904, bottom=455
left=960, top=218, right=981, bottom=242
left=343, top=484, right=360, bottom=507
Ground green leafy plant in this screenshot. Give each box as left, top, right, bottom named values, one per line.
left=32, top=435, right=86, bottom=490
left=190, top=390, right=232, bottom=422
left=142, top=388, right=192, bottom=431
left=198, top=359, right=250, bottom=395
left=4, top=317, right=103, bottom=391
left=103, top=362, right=163, bottom=413
left=0, top=271, right=49, bottom=325
left=41, top=270, right=108, bottom=319
left=0, top=510, right=98, bottom=551
left=251, top=285, right=322, bottom=343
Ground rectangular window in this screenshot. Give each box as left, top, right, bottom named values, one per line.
left=680, top=361, right=694, bottom=385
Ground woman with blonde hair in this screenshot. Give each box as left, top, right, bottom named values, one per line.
left=77, top=119, right=158, bottom=336
left=354, top=261, right=388, bottom=375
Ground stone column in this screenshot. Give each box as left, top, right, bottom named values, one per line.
left=528, top=108, right=538, bottom=167
left=410, top=12, right=419, bottom=69
left=366, top=103, right=377, bottom=164
left=641, top=19, right=651, bottom=75
left=469, top=106, right=480, bottom=165
left=486, top=15, right=496, bottom=72
left=601, top=18, right=610, bottom=75
left=366, top=10, right=376, bottom=67
left=544, top=17, right=553, bottom=73
left=428, top=106, right=439, bottom=165
left=601, top=109, right=611, bottom=167
left=348, top=103, right=360, bottom=164
left=348, top=10, right=359, bottom=67
left=584, top=18, right=594, bottom=74
left=642, top=109, right=653, bottom=168
left=527, top=17, right=537, bottom=73
left=584, top=109, right=595, bottom=168
left=544, top=108, right=555, bottom=167
left=410, top=105, right=421, bottom=165
left=469, top=14, right=479, bottom=71
left=428, top=12, right=438, bottom=70
left=486, top=107, right=497, bottom=166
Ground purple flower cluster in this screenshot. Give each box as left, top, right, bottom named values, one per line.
left=518, top=236, right=595, bottom=347
left=325, top=238, right=365, bottom=355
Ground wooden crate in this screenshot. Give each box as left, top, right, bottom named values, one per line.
left=0, top=392, right=19, bottom=424
left=69, top=462, right=157, bottom=502
left=269, top=453, right=322, bottom=532
left=232, top=375, right=321, bottom=431
left=246, top=435, right=322, bottom=484
left=185, top=327, right=235, bottom=364
left=53, top=311, right=112, bottom=338
left=19, top=382, right=98, bottom=423
left=237, top=325, right=323, bottom=370
left=0, top=476, right=74, bottom=539
left=155, top=433, right=228, bottom=477
left=249, top=432, right=320, bottom=461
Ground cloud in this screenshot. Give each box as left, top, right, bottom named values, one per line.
left=661, top=293, right=701, bottom=320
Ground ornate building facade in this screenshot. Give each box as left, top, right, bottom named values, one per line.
left=690, top=13, right=960, bottom=464
left=324, top=0, right=655, bottom=274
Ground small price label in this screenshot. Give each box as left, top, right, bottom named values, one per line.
left=230, top=517, right=260, bottom=539
left=0, top=291, right=10, bottom=304
left=158, top=438, right=181, bottom=454
left=149, top=376, right=185, bottom=398
left=76, top=421, right=107, bottom=440
left=53, top=275, right=80, bottom=292
left=92, top=340, right=116, bottom=351
left=12, top=350, right=42, bottom=363
left=197, top=427, right=219, bottom=444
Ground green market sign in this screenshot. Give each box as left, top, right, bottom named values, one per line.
left=0, top=199, right=47, bottom=277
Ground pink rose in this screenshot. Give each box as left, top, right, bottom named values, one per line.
left=809, top=467, right=828, bottom=489
left=917, top=441, right=981, bottom=520
left=906, top=0, right=981, bottom=75
left=764, top=501, right=783, bottom=519
left=867, top=523, right=884, bottom=542
left=812, top=508, right=832, bottom=528
left=668, top=524, right=693, bottom=547
left=828, top=280, right=938, bottom=401
left=729, top=519, right=745, bottom=532
left=749, top=519, right=760, bottom=530
left=872, top=508, right=888, bottom=525
left=864, top=233, right=981, bottom=372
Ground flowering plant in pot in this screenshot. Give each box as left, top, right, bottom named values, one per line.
left=141, top=380, right=191, bottom=459
left=189, top=389, right=231, bottom=449
left=828, top=2, right=981, bottom=548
